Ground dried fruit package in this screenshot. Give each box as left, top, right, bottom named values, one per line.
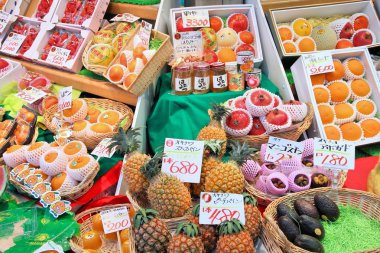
left=11, top=21, right=40, bottom=55
left=35, top=0, right=54, bottom=19
left=61, top=0, right=98, bottom=25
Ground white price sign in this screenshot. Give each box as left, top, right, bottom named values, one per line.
left=46, top=46, right=70, bottom=66
left=265, top=136, right=304, bottom=163
left=313, top=138, right=355, bottom=170
left=58, top=86, right=72, bottom=111
left=162, top=138, right=204, bottom=183
left=303, top=52, right=335, bottom=76
left=0, top=11, right=11, bottom=35
left=111, top=13, right=140, bottom=23
left=173, top=31, right=203, bottom=59
left=100, top=206, right=131, bottom=234
left=16, top=87, right=46, bottom=104
left=182, top=10, right=210, bottom=28
left=91, top=138, right=117, bottom=158
left=199, top=192, right=245, bottom=225
left=1, top=32, right=26, bottom=54
left=138, top=20, right=152, bottom=49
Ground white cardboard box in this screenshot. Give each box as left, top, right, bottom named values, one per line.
left=170, top=4, right=263, bottom=67
left=2, top=0, right=30, bottom=15
left=0, top=57, right=26, bottom=87
left=291, top=47, right=380, bottom=146
left=269, top=0, right=380, bottom=58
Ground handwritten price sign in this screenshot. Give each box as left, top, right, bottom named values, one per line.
left=0, top=11, right=11, bottom=35
left=46, top=46, right=70, bottom=66
left=91, top=138, right=117, bottom=158
left=100, top=206, right=131, bottom=234
left=16, top=87, right=47, bottom=104
left=138, top=20, right=152, bottom=49
left=162, top=138, right=204, bottom=183
left=199, top=192, right=245, bottom=225
left=182, top=10, right=210, bottom=28
left=58, top=86, right=72, bottom=111
left=265, top=136, right=304, bottom=163
left=173, top=31, right=203, bottom=59
left=313, top=138, right=355, bottom=170
left=303, top=52, right=335, bottom=76
left=1, top=32, right=26, bottom=54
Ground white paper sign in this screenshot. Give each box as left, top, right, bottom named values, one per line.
left=265, top=136, right=304, bottom=163
left=111, top=13, right=140, bottom=23
left=162, top=138, right=204, bottom=183
left=0, top=11, right=11, bottom=35
left=16, top=87, right=47, bottom=104
left=100, top=206, right=131, bottom=234
left=1, top=32, right=26, bottom=54
left=46, top=46, right=70, bottom=66
left=91, top=138, right=117, bottom=158
left=58, top=86, right=72, bottom=111
left=303, top=52, right=335, bottom=76
left=138, top=20, right=152, bottom=49
left=313, top=137, right=355, bottom=170
left=199, top=192, right=245, bottom=225
left=173, top=31, right=203, bottom=58
left=182, top=9, right=210, bottom=28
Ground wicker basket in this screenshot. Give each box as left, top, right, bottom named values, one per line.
left=69, top=204, right=136, bottom=253
left=0, top=108, right=5, bottom=122
left=43, top=98, right=134, bottom=150
left=262, top=188, right=380, bottom=253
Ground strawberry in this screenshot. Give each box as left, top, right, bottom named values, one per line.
left=0, top=59, right=9, bottom=69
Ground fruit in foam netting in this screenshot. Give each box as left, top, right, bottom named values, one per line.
left=200, top=27, right=217, bottom=51
left=133, top=46, right=145, bottom=59
left=217, top=28, right=238, bottom=48
left=235, top=44, right=256, bottom=56
left=351, top=13, right=369, bottom=31
left=266, top=109, right=290, bottom=126
left=336, top=39, right=353, bottom=49
left=352, top=29, right=374, bottom=47
left=227, top=13, right=249, bottom=33
left=123, top=73, right=137, bottom=89
left=292, top=18, right=312, bottom=37
left=223, top=109, right=253, bottom=137
left=250, top=90, right=273, bottom=106
left=86, top=108, right=101, bottom=123
left=108, top=64, right=127, bottom=83
left=234, top=96, right=247, bottom=110
left=326, top=60, right=344, bottom=82
left=283, top=41, right=297, bottom=53
left=249, top=117, right=266, bottom=135
left=278, top=26, right=293, bottom=41
left=311, top=26, right=337, bottom=50
left=339, top=22, right=354, bottom=39
left=239, top=31, right=254, bottom=44
left=90, top=123, right=112, bottom=134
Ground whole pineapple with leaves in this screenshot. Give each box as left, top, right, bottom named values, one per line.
left=133, top=208, right=172, bottom=253
left=108, top=128, right=150, bottom=194
left=243, top=193, right=261, bottom=239
left=197, top=104, right=229, bottom=159
left=205, top=141, right=254, bottom=194
left=142, top=152, right=192, bottom=219
left=168, top=222, right=205, bottom=253
left=187, top=204, right=217, bottom=252
left=216, top=219, right=255, bottom=253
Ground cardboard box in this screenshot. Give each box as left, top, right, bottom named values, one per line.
left=0, top=57, right=26, bottom=86
left=268, top=0, right=380, bottom=58
left=170, top=4, right=263, bottom=67
left=291, top=47, right=380, bottom=146
left=2, top=0, right=58, bottom=21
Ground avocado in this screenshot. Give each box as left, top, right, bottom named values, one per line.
left=278, top=215, right=300, bottom=242
left=294, top=234, right=324, bottom=253
left=277, top=202, right=300, bottom=222
left=299, top=215, right=325, bottom=240
left=314, top=193, right=340, bottom=221
left=294, top=199, right=320, bottom=219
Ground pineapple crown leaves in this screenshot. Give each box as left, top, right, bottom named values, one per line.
left=175, top=222, right=200, bottom=237
left=242, top=192, right=258, bottom=207
left=210, top=103, right=231, bottom=121
left=204, top=140, right=225, bottom=157
left=191, top=204, right=200, bottom=217
left=140, top=151, right=164, bottom=180
left=107, top=127, right=141, bottom=155
left=133, top=208, right=158, bottom=229
left=218, top=218, right=245, bottom=236
left=228, top=140, right=257, bottom=166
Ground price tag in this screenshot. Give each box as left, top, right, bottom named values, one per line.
left=91, top=138, right=117, bottom=158
left=0, top=11, right=11, bottom=35
left=173, top=31, right=203, bottom=59
left=199, top=192, right=245, bottom=225
left=265, top=136, right=304, bottom=163
left=162, top=138, right=204, bottom=183
left=182, top=10, right=210, bottom=28
left=16, top=87, right=47, bottom=104
left=46, top=46, right=71, bottom=66
left=100, top=206, right=131, bottom=234
left=58, top=86, right=72, bottom=111
left=313, top=137, right=355, bottom=170
left=303, top=52, right=335, bottom=75
left=111, top=13, right=140, bottom=23
left=138, top=20, right=152, bottom=49
left=1, top=32, right=26, bottom=54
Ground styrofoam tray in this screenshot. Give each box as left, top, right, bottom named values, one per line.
left=0, top=57, right=26, bottom=87
left=291, top=47, right=380, bottom=146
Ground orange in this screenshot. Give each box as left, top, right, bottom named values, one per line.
left=86, top=108, right=101, bottom=123
left=25, top=112, right=35, bottom=123
left=350, top=79, right=370, bottom=97
left=326, top=60, right=345, bottom=82
left=108, top=65, right=126, bottom=82
left=63, top=141, right=83, bottom=155
left=82, top=250, right=98, bottom=253
left=324, top=125, right=341, bottom=140
left=34, top=170, right=49, bottom=181
left=336, top=39, right=353, bottom=49
left=120, top=229, right=130, bottom=243
left=310, top=73, right=325, bottom=85
left=92, top=213, right=104, bottom=233
left=334, top=103, right=354, bottom=119
left=318, top=104, right=335, bottom=124
left=121, top=240, right=131, bottom=253
left=239, top=31, right=254, bottom=44
left=73, top=120, right=88, bottom=132
left=28, top=142, right=44, bottom=151
left=51, top=172, right=66, bottom=191
left=297, top=37, right=316, bottom=52
left=360, top=118, right=380, bottom=138
left=63, top=99, right=84, bottom=117
left=90, top=123, right=112, bottom=134
left=278, top=26, right=293, bottom=41
left=133, top=46, right=145, bottom=59
left=347, top=59, right=364, bottom=76
left=69, top=156, right=91, bottom=170
left=356, top=100, right=375, bottom=115
left=283, top=41, right=297, bottom=53
left=292, top=18, right=312, bottom=37
left=50, top=142, right=59, bottom=148
left=313, top=86, right=330, bottom=104
left=120, top=53, right=128, bottom=67
left=123, top=73, right=137, bottom=89
left=328, top=81, right=349, bottom=103
left=104, top=232, right=117, bottom=241
left=82, top=230, right=102, bottom=250
left=340, top=122, right=363, bottom=141
left=98, top=110, right=120, bottom=126
left=128, top=59, right=136, bottom=72
left=6, top=145, right=22, bottom=153
left=128, top=207, right=135, bottom=220
left=217, top=48, right=236, bottom=63
left=44, top=151, right=58, bottom=163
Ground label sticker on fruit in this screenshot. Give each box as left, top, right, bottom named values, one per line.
left=111, top=13, right=140, bottom=23
left=46, top=46, right=71, bottom=66
left=100, top=206, right=131, bottom=234
left=92, top=138, right=117, bottom=159
left=303, top=52, right=335, bottom=76
left=1, top=32, right=26, bottom=54
left=58, top=86, right=72, bottom=111
left=199, top=192, right=245, bottom=225
left=173, top=31, right=203, bottom=58
left=0, top=11, right=11, bottom=35
left=16, top=87, right=47, bottom=104
left=162, top=138, right=204, bottom=183
left=138, top=20, right=152, bottom=49
left=182, top=10, right=210, bottom=28
left=313, top=138, right=355, bottom=170
left=265, top=136, right=304, bottom=163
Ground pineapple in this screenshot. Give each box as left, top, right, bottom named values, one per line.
left=133, top=208, right=172, bottom=253
left=216, top=219, right=255, bottom=253
left=205, top=141, right=254, bottom=194
left=168, top=222, right=205, bottom=253
left=108, top=128, right=150, bottom=194
left=142, top=152, right=192, bottom=219
left=243, top=192, right=261, bottom=239
left=188, top=204, right=217, bottom=252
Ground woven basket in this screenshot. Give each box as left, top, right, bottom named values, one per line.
left=0, top=108, right=5, bottom=122
left=69, top=204, right=136, bottom=253
left=229, top=103, right=314, bottom=149
left=262, top=188, right=380, bottom=253
left=43, top=98, right=133, bottom=150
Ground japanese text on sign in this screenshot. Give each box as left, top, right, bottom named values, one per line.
left=1, top=32, right=26, bottom=54
left=0, top=11, right=11, bottom=35
left=58, top=86, right=72, bottom=111
left=111, top=13, right=140, bottom=23
left=313, top=138, right=355, bottom=170
left=182, top=10, right=210, bottom=28
left=46, top=46, right=70, bottom=67
left=16, top=87, right=47, bottom=104
left=303, top=52, right=335, bottom=76
left=173, top=31, right=203, bottom=58
left=91, top=138, right=117, bottom=159
left=138, top=20, right=152, bottom=49
left=162, top=138, right=204, bottom=183
left=199, top=192, right=245, bottom=225
left=100, top=206, right=131, bottom=234
left=265, top=136, right=304, bottom=163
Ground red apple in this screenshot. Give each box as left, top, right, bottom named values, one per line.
left=227, top=13, right=249, bottom=33
left=352, top=29, right=373, bottom=47
left=249, top=117, right=266, bottom=135
left=352, top=15, right=369, bottom=30
left=284, top=100, right=302, bottom=105
left=339, top=22, right=354, bottom=39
